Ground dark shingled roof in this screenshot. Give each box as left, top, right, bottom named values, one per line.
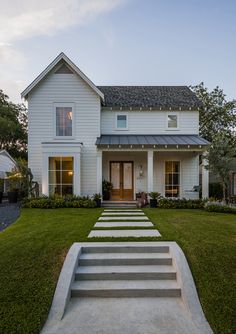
left=96, top=135, right=209, bottom=147
left=97, top=86, right=202, bottom=109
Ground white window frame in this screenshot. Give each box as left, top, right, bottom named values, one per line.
left=54, top=103, right=75, bottom=139
left=115, top=113, right=128, bottom=130
left=166, top=112, right=179, bottom=130
left=48, top=156, right=74, bottom=196
left=164, top=160, right=181, bottom=198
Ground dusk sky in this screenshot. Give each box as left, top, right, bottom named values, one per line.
left=0, top=0, right=235, bottom=103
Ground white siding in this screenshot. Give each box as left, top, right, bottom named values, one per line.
left=101, top=110, right=199, bottom=135
left=28, top=72, right=101, bottom=196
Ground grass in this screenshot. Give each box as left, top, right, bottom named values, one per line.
left=144, top=208, right=236, bottom=334
left=0, top=208, right=235, bottom=334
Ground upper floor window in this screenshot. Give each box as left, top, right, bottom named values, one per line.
left=167, top=113, right=178, bottom=129
left=116, top=114, right=128, bottom=130
left=55, top=104, right=73, bottom=137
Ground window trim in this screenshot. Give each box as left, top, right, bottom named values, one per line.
left=115, top=113, right=128, bottom=130
left=166, top=112, right=179, bottom=130
left=164, top=160, right=181, bottom=198
left=48, top=156, right=74, bottom=196
left=53, top=102, right=75, bottom=139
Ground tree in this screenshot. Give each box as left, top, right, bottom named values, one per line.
left=0, top=89, right=27, bottom=159
left=191, top=82, right=236, bottom=142
left=204, top=132, right=236, bottom=202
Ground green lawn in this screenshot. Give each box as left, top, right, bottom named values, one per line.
left=0, top=208, right=235, bottom=334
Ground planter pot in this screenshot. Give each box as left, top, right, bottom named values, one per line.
left=103, top=192, right=110, bottom=201
left=95, top=199, right=101, bottom=207
left=8, top=191, right=18, bottom=203
left=150, top=199, right=157, bottom=208
left=0, top=191, right=3, bottom=204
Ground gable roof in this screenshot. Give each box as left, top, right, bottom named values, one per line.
left=21, top=53, right=104, bottom=100
left=0, top=150, right=17, bottom=178
left=97, top=86, right=202, bottom=110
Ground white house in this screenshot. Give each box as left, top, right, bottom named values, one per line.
left=0, top=150, right=17, bottom=192
left=21, top=53, right=209, bottom=201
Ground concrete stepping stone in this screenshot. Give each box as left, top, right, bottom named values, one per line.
left=88, top=230, right=161, bottom=238
left=104, top=209, right=142, bottom=212
left=102, top=212, right=145, bottom=216
left=94, top=221, right=154, bottom=227
left=98, top=216, right=149, bottom=221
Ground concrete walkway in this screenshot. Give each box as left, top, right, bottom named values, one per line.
left=88, top=208, right=161, bottom=238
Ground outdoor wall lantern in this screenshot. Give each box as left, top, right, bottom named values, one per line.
left=138, top=165, right=144, bottom=178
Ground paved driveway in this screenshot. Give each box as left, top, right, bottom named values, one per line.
left=0, top=203, right=20, bottom=231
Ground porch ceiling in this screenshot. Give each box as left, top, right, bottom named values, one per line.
left=96, top=134, right=210, bottom=148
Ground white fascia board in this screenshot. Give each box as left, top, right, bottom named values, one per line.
left=0, top=149, right=17, bottom=166
left=21, top=52, right=104, bottom=101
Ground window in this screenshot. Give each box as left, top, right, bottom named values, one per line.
left=167, top=114, right=178, bottom=129
left=49, top=157, right=73, bottom=196
left=55, top=106, right=73, bottom=136
left=165, top=161, right=180, bottom=197
left=116, top=114, right=128, bottom=129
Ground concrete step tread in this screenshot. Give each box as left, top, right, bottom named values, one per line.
left=79, top=252, right=171, bottom=260
left=76, top=265, right=176, bottom=274
left=88, top=230, right=161, bottom=238
left=102, top=212, right=145, bottom=216
left=71, top=280, right=180, bottom=290
left=81, top=246, right=170, bottom=253
left=98, top=216, right=149, bottom=221
left=104, top=209, right=143, bottom=212
left=94, top=222, right=153, bottom=227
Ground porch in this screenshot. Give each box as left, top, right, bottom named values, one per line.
left=96, top=135, right=210, bottom=200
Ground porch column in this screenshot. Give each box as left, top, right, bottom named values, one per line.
left=96, top=150, right=103, bottom=195
left=74, top=153, right=81, bottom=196
left=147, top=150, right=154, bottom=193
left=202, top=157, right=209, bottom=198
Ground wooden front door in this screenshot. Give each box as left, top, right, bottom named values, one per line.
left=110, top=162, right=133, bottom=200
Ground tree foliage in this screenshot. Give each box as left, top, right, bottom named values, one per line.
left=0, top=89, right=27, bottom=158
left=191, top=82, right=236, bottom=142
left=204, top=132, right=236, bottom=201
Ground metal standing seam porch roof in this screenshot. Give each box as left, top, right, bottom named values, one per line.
left=96, top=135, right=210, bottom=147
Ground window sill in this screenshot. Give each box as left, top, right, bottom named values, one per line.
left=53, top=137, right=75, bottom=140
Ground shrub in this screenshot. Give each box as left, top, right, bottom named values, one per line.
left=22, top=195, right=97, bottom=209
left=205, top=204, right=236, bottom=214
left=209, top=183, right=223, bottom=200
left=157, top=198, right=205, bottom=209
left=149, top=192, right=161, bottom=199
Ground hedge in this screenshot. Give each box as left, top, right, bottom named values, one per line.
left=205, top=204, right=236, bottom=214
left=22, top=196, right=97, bottom=209
left=157, top=198, right=205, bottom=209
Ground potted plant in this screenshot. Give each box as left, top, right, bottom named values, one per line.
left=93, top=193, right=102, bottom=207
left=102, top=180, right=113, bottom=200
left=149, top=192, right=161, bottom=208
left=0, top=179, right=4, bottom=204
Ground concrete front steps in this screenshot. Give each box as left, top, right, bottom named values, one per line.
left=70, top=244, right=180, bottom=298
left=102, top=201, right=137, bottom=208
left=41, top=242, right=213, bottom=334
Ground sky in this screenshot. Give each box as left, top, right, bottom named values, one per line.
left=0, top=0, right=235, bottom=103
